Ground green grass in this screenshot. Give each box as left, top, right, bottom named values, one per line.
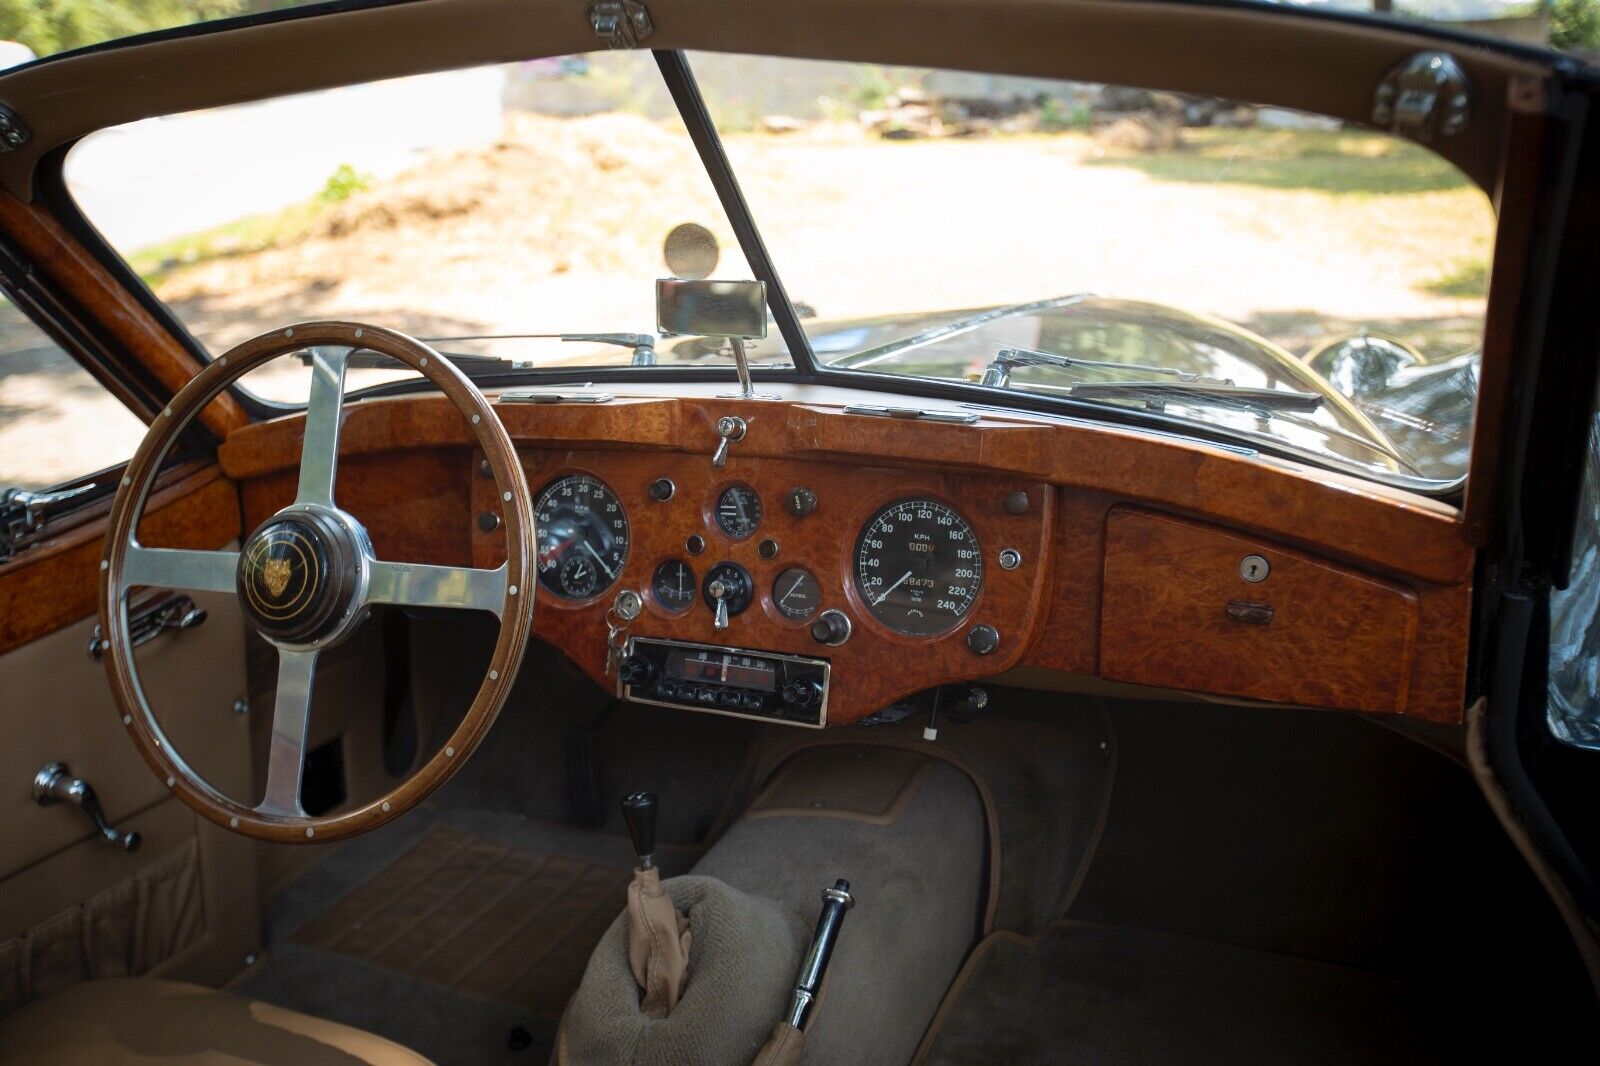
left=128, top=200, right=326, bottom=286
left=128, top=164, right=367, bottom=286
left=1087, top=127, right=1472, bottom=196
left=1419, top=258, right=1489, bottom=298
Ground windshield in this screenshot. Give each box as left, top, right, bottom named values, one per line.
left=697, top=54, right=1494, bottom=486
left=68, top=48, right=1494, bottom=488
left=66, top=53, right=775, bottom=402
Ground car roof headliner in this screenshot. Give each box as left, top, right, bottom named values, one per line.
left=0, top=0, right=1558, bottom=200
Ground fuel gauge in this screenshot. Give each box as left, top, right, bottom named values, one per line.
left=772, top=567, right=822, bottom=621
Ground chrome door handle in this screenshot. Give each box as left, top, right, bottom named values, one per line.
left=88, top=593, right=207, bottom=661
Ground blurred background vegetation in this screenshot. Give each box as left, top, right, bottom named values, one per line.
left=0, top=0, right=303, bottom=56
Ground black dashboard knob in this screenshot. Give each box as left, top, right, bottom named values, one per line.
left=618, top=655, right=655, bottom=687
left=966, top=624, right=1001, bottom=656
left=784, top=486, right=818, bottom=517
left=810, top=609, right=852, bottom=646
left=782, top=678, right=823, bottom=709
left=648, top=477, right=675, bottom=502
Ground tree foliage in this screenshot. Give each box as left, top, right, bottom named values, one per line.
left=0, top=0, right=251, bottom=58
left=1551, top=0, right=1600, bottom=52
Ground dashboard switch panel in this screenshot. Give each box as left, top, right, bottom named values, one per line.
left=620, top=637, right=830, bottom=728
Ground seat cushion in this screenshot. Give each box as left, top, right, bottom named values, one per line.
left=0, top=977, right=431, bottom=1065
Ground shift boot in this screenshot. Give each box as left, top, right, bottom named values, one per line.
left=621, top=792, right=691, bottom=1017
left=626, top=865, right=692, bottom=1017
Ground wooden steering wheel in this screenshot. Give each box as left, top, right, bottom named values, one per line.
left=98, top=322, right=534, bottom=843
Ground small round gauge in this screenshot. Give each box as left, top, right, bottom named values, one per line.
left=534, top=474, right=629, bottom=601
left=772, top=567, right=822, bottom=621
left=652, top=559, right=697, bottom=612
left=715, top=485, right=763, bottom=540
left=855, top=498, right=983, bottom=637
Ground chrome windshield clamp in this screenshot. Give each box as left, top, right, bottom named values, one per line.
left=588, top=0, right=653, bottom=48
left=0, top=106, right=30, bottom=152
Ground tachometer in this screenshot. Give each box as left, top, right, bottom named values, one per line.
left=535, top=474, right=629, bottom=601
left=854, top=498, right=982, bottom=636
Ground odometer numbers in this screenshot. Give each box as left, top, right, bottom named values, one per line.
left=855, top=498, right=982, bottom=637
left=534, top=474, right=629, bottom=602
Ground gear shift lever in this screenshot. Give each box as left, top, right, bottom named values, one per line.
left=622, top=790, right=657, bottom=871
left=619, top=790, right=689, bottom=1016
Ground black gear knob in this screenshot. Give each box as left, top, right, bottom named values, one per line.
left=621, top=791, right=657, bottom=870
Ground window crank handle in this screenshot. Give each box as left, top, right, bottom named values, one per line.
left=32, top=762, right=141, bottom=852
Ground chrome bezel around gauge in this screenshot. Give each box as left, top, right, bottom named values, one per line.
left=713, top=483, right=763, bottom=540
left=533, top=472, right=630, bottom=603
left=852, top=496, right=983, bottom=637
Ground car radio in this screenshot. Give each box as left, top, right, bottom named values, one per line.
left=618, top=637, right=830, bottom=728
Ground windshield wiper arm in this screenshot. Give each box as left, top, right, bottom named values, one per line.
left=422, top=333, right=658, bottom=366
left=1063, top=380, right=1324, bottom=413
left=981, top=345, right=1212, bottom=388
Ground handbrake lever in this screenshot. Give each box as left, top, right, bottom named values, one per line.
left=786, top=879, right=855, bottom=1030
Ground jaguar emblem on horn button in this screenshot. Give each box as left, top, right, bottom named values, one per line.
left=236, top=513, right=360, bottom=645
left=262, top=557, right=293, bottom=599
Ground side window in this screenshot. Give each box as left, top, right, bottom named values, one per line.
left=1550, top=408, right=1600, bottom=751
left=0, top=291, right=148, bottom=490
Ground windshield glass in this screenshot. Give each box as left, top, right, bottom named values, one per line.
left=695, top=54, right=1494, bottom=486
left=66, top=53, right=774, bottom=402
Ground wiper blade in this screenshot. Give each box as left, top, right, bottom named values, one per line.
left=1063, top=380, right=1324, bottom=413
left=981, top=346, right=1322, bottom=412
left=981, top=345, right=1214, bottom=388
left=422, top=333, right=659, bottom=366
left=297, top=348, right=527, bottom=374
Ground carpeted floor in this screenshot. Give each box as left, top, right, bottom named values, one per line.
left=918, top=922, right=1468, bottom=1066
left=235, top=808, right=690, bottom=1065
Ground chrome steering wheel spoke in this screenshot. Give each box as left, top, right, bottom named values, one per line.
left=366, top=559, right=509, bottom=618
left=255, top=647, right=319, bottom=819
left=295, top=345, right=351, bottom=510
left=121, top=545, right=240, bottom=595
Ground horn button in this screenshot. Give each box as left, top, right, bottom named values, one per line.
left=237, top=511, right=362, bottom=645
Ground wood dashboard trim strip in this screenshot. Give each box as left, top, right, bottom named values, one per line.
left=223, top=395, right=1471, bottom=585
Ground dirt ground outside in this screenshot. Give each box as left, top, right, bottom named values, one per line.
left=3, top=112, right=1492, bottom=488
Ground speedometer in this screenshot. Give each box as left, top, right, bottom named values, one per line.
left=854, top=498, right=983, bottom=636
left=535, top=474, right=629, bottom=601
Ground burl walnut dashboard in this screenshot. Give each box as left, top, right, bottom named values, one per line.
left=218, top=388, right=1474, bottom=728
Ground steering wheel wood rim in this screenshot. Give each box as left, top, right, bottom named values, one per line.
left=98, top=321, right=534, bottom=843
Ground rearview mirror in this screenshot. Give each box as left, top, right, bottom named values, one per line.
left=656, top=279, right=768, bottom=339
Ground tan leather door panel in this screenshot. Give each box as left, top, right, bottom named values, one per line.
left=0, top=589, right=251, bottom=876
left=0, top=465, right=259, bottom=1012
